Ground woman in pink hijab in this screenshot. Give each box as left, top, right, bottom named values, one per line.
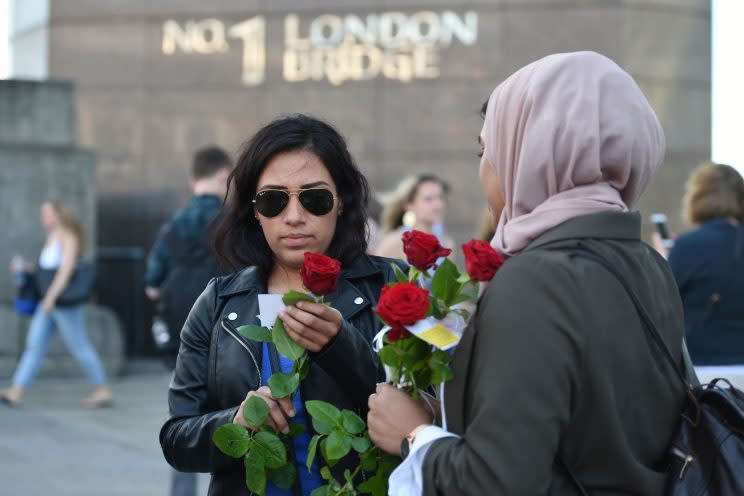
left=368, top=52, right=687, bottom=495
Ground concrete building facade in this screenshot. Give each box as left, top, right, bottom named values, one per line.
left=4, top=1, right=711, bottom=355
left=8, top=0, right=711, bottom=249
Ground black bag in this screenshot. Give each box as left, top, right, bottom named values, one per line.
left=563, top=249, right=744, bottom=496
left=37, top=261, right=97, bottom=306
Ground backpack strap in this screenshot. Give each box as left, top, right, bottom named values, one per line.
left=681, top=338, right=701, bottom=388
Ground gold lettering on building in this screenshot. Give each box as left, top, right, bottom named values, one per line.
left=161, top=10, right=477, bottom=86
left=162, top=19, right=230, bottom=55
left=228, top=17, right=267, bottom=86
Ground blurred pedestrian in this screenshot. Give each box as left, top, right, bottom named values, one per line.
left=375, top=173, right=453, bottom=258
left=145, top=146, right=233, bottom=496
left=654, top=161, right=744, bottom=365
left=1, top=201, right=111, bottom=408
left=145, top=146, right=233, bottom=369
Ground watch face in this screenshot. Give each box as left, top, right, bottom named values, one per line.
left=400, top=437, right=411, bottom=459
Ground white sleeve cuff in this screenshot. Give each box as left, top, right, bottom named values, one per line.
left=388, top=425, right=460, bottom=496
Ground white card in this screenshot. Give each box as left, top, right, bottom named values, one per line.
left=257, top=294, right=286, bottom=328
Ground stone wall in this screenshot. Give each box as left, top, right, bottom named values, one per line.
left=0, top=80, right=97, bottom=303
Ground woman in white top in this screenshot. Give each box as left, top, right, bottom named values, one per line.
left=375, top=173, right=454, bottom=260
left=1, top=201, right=112, bottom=408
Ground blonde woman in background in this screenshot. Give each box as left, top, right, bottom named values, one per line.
left=375, top=173, right=454, bottom=259
left=0, top=201, right=112, bottom=408
left=655, top=162, right=744, bottom=366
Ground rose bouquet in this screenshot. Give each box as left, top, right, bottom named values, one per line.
left=373, top=232, right=505, bottom=398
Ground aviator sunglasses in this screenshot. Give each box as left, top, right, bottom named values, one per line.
left=253, top=188, right=338, bottom=218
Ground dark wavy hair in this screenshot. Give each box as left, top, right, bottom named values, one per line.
left=214, top=114, right=370, bottom=277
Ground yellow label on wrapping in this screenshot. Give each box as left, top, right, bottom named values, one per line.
left=417, top=324, right=460, bottom=349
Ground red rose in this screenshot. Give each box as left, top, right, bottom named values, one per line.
left=300, top=253, right=342, bottom=296
left=462, top=240, right=505, bottom=281
left=402, top=230, right=452, bottom=271
left=386, top=327, right=411, bottom=343
left=375, top=282, right=430, bottom=335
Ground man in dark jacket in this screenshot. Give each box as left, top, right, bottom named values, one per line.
left=145, top=145, right=232, bottom=496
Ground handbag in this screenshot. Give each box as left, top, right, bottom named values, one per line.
left=37, top=261, right=97, bottom=306
left=561, top=248, right=744, bottom=496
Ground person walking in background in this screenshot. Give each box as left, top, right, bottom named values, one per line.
left=654, top=162, right=744, bottom=365
left=145, top=146, right=233, bottom=369
left=1, top=201, right=111, bottom=408
left=375, top=173, right=454, bottom=259
left=145, top=146, right=232, bottom=496
left=367, top=51, right=686, bottom=495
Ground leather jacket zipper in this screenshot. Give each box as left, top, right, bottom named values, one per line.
left=221, top=320, right=262, bottom=388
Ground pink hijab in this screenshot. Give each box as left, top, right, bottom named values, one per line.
left=483, top=51, right=665, bottom=256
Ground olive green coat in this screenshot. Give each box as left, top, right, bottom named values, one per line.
left=423, top=212, right=685, bottom=495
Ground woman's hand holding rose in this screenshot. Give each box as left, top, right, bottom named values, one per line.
left=234, top=386, right=295, bottom=434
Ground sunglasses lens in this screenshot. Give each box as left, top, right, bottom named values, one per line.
left=299, top=189, right=335, bottom=216
left=254, top=190, right=289, bottom=217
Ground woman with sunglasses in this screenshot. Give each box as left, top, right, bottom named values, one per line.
left=160, top=114, right=403, bottom=496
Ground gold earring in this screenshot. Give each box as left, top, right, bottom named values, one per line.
left=402, top=211, right=416, bottom=228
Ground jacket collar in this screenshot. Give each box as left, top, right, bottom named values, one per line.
left=219, top=266, right=262, bottom=298
left=340, top=253, right=386, bottom=280
left=524, top=211, right=641, bottom=252
left=218, top=253, right=384, bottom=299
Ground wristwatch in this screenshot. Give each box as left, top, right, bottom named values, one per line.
left=400, top=424, right=429, bottom=460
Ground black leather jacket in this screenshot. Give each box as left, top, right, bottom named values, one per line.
left=160, top=254, right=403, bottom=495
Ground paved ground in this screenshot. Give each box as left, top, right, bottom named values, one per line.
left=0, top=359, right=209, bottom=495
left=2, top=359, right=741, bottom=496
